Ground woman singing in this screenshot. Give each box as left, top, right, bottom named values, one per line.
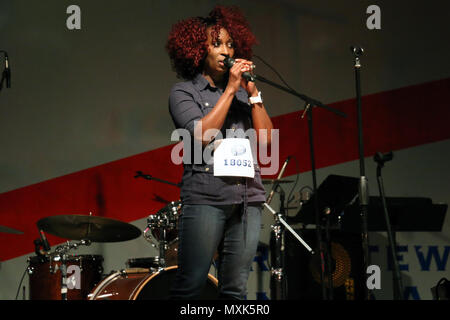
left=166, top=5, right=273, bottom=299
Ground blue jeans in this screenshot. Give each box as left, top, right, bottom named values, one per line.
left=170, top=203, right=262, bottom=300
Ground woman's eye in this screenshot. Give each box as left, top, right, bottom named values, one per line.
left=227, top=43, right=234, bottom=48
left=213, top=42, right=220, bottom=47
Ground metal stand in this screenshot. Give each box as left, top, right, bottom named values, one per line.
left=50, top=239, right=92, bottom=300
left=0, top=50, right=11, bottom=91
left=351, top=46, right=371, bottom=300
left=143, top=200, right=181, bottom=269
left=302, top=103, right=330, bottom=299
left=60, top=253, right=68, bottom=300
left=265, top=203, right=314, bottom=254
left=268, top=186, right=288, bottom=300
left=253, top=67, right=346, bottom=301
left=374, top=151, right=404, bottom=300
left=134, top=171, right=181, bottom=187
left=264, top=202, right=314, bottom=300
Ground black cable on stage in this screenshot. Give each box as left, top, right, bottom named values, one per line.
left=15, top=266, right=28, bottom=300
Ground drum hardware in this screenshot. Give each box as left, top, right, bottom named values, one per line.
left=126, top=257, right=161, bottom=270
left=43, top=239, right=93, bottom=300
left=134, top=171, right=183, bottom=268
left=31, top=213, right=138, bottom=300
left=27, top=265, right=35, bottom=275
left=143, top=200, right=182, bottom=268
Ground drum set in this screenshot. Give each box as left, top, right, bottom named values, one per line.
left=25, top=201, right=219, bottom=300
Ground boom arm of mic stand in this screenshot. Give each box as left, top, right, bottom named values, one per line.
left=134, top=171, right=181, bottom=187
left=264, top=203, right=314, bottom=254
left=253, top=74, right=347, bottom=118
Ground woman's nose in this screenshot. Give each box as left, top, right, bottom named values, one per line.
left=220, top=44, right=232, bottom=56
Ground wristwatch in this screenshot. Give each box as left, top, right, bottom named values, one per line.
left=249, top=91, right=263, bottom=104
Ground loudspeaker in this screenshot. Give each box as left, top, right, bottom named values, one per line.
left=284, top=229, right=365, bottom=300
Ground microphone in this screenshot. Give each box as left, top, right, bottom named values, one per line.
left=374, top=151, right=393, bottom=165
left=266, top=156, right=292, bottom=204
left=350, top=45, right=364, bottom=56
left=39, top=229, right=51, bottom=252
left=221, top=54, right=256, bottom=82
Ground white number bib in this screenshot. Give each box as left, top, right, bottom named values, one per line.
left=213, top=138, right=255, bottom=178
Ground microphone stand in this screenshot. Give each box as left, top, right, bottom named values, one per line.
left=264, top=202, right=314, bottom=298
left=268, top=185, right=287, bottom=300
left=0, top=50, right=10, bottom=91
left=134, top=171, right=181, bottom=187
left=253, top=73, right=346, bottom=300
left=266, top=156, right=290, bottom=300
left=351, top=46, right=371, bottom=300
left=374, top=151, right=404, bottom=300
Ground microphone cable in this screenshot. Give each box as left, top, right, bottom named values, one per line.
left=15, top=265, right=29, bottom=300
left=253, top=54, right=295, bottom=92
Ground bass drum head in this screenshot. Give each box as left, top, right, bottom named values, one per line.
left=89, top=266, right=219, bottom=300
left=135, top=266, right=218, bottom=300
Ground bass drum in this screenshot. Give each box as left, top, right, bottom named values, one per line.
left=88, top=266, right=219, bottom=300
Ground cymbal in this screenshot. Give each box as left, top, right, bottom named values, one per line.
left=0, top=225, right=23, bottom=234
left=37, top=214, right=141, bottom=243
left=262, top=179, right=294, bottom=185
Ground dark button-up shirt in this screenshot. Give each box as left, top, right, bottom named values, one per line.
left=169, top=74, right=266, bottom=205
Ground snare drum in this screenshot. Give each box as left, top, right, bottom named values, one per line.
left=88, top=265, right=218, bottom=300
left=28, top=254, right=103, bottom=300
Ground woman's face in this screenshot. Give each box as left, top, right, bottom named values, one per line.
left=203, top=27, right=235, bottom=78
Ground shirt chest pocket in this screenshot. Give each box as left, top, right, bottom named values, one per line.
left=199, top=100, right=214, bottom=116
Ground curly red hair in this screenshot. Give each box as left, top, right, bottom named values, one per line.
left=166, top=5, right=258, bottom=80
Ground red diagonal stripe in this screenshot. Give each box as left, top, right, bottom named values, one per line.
left=0, top=78, right=449, bottom=261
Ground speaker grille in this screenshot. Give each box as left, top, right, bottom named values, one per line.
left=285, top=230, right=365, bottom=300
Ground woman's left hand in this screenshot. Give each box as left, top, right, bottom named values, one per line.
left=234, top=58, right=258, bottom=96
